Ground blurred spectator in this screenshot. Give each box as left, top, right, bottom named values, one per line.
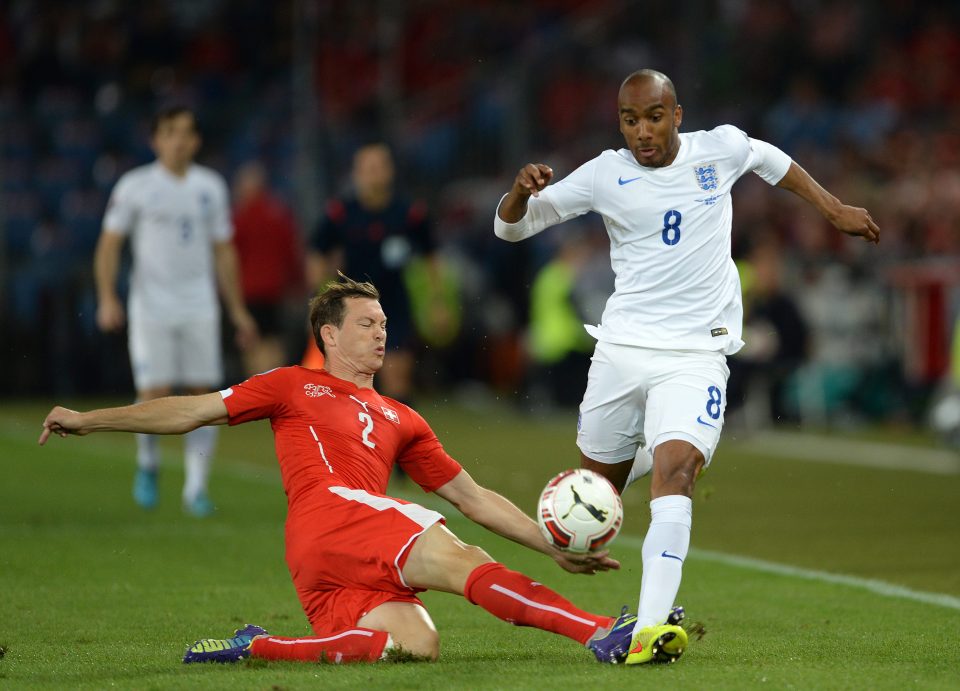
left=306, top=142, right=436, bottom=404
left=928, top=315, right=960, bottom=448
left=231, top=161, right=304, bottom=376
left=2, top=0, right=960, bottom=433
left=729, top=236, right=810, bottom=426
left=525, top=231, right=597, bottom=409
left=792, top=262, right=892, bottom=425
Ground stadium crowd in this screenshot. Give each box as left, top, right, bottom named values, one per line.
left=2, top=0, right=959, bottom=430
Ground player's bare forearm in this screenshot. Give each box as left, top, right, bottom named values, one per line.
left=435, top=470, right=619, bottom=574
left=213, top=241, right=247, bottom=317
left=214, top=241, right=258, bottom=347
left=470, top=487, right=620, bottom=573
left=776, top=162, right=880, bottom=243
left=498, top=192, right=531, bottom=224
left=39, top=393, right=229, bottom=445
left=498, top=164, right=554, bottom=222
left=93, top=232, right=127, bottom=331
left=93, top=232, right=123, bottom=301
left=469, top=486, right=551, bottom=553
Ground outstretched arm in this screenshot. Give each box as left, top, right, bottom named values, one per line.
left=39, top=393, right=229, bottom=445
left=776, top=161, right=880, bottom=244
left=434, top=468, right=620, bottom=575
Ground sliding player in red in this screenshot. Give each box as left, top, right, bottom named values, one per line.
left=40, top=276, right=662, bottom=665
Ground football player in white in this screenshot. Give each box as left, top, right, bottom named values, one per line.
left=494, top=69, right=879, bottom=664
left=94, top=107, right=257, bottom=516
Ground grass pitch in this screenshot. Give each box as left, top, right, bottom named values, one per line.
left=2, top=398, right=959, bottom=689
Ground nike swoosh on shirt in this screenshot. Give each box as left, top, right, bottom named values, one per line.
left=617, top=175, right=642, bottom=185
left=696, top=416, right=717, bottom=428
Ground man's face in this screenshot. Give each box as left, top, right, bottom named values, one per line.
left=327, top=297, right=387, bottom=374
left=151, top=113, right=200, bottom=171
left=352, top=145, right=394, bottom=196
left=618, top=78, right=682, bottom=168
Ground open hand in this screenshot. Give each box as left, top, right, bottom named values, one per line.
left=551, top=547, right=621, bottom=575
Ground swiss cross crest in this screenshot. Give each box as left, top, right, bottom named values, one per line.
left=693, top=163, right=718, bottom=191
left=381, top=406, right=400, bottom=424
left=304, top=383, right=335, bottom=398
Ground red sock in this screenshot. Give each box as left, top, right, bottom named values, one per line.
left=464, top=562, right=613, bottom=644
left=249, top=628, right=390, bottom=664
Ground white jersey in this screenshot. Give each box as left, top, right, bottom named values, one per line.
left=102, top=161, right=232, bottom=323
left=495, top=125, right=791, bottom=354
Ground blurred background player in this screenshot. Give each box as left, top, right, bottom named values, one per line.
left=40, top=276, right=647, bottom=666
left=525, top=230, right=598, bottom=410
left=94, top=106, right=258, bottom=516
left=495, top=69, right=879, bottom=664
left=231, top=160, right=305, bottom=377
left=727, top=234, right=810, bottom=428
left=306, top=142, right=436, bottom=404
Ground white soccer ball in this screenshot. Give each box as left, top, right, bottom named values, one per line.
left=537, top=469, right=623, bottom=553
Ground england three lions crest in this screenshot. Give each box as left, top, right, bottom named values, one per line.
left=693, top=163, right=719, bottom=191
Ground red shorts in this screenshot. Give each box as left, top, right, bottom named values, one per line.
left=284, top=485, right=445, bottom=635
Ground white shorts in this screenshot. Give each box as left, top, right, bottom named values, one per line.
left=128, top=316, right=222, bottom=391
left=576, top=342, right=730, bottom=468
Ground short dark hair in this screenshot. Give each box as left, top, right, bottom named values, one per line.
left=621, top=69, right=678, bottom=105
left=309, top=274, right=381, bottom=355
left=150, top=106, right=197, bottom=135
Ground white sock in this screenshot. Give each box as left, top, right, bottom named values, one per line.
left=183, top=426, right=218, bottom=501
left=136, top=433, right=159, bottom=472
left=625, top=447, right=654, bottom=488
left=635, top=495, right=692, bottom=629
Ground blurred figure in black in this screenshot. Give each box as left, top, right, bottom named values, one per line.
left=729, top=235, right=810, bottom=425
left=306, top=143, right=435, bottom=404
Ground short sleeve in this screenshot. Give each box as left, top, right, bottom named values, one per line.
left=209, top=174, right=233, bottom=242
left=746, top=137, right=792, bottom=185
left=220, top=367, right=289, bottom=424
left=102, top=173, right=139, bottom=235
left=716, top=125, right=791, bottom=186
left=395, top=408, right=463, bottom=492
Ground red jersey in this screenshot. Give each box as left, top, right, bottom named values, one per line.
left=232, top=192, right=303, bottom=302
left=220, top=367, right=462, bottom=506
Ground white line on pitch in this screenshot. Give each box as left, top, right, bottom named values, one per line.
left=728, top=431, right=960, bottom=475
left=615, top=535, right=960, bottom=611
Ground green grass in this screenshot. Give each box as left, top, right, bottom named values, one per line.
left=2, top=399, right=959, bottom=689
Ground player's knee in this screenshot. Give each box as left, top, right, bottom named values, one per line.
left=435, top=542, right=493, bottom=591
left=652, top=442, right=704, bottom=495
left=580, top=454, right=633, bottom=494
left=404, top=524, right=494, bottom=593
left=397, top=628, right=440, bottom=661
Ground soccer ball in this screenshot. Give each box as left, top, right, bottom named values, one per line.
left=537, top=469, right=623, bottom=553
